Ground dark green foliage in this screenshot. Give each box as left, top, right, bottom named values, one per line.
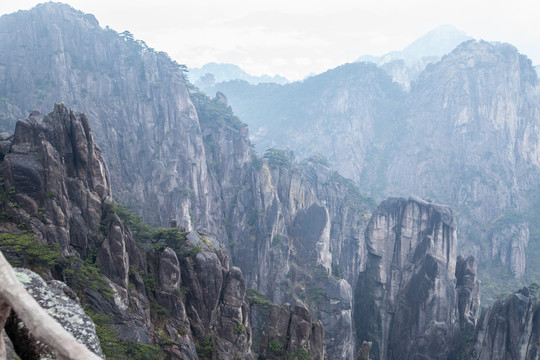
left=190, top=90, right=244, bottom=130
left=331, top=262, right=343, bottom=279
left=269, top=339, right=283, bottom=355
left=289, top=348, right=310, bottom=360
left=86, top=309, right=165, bottom=360
left=247, top=288, right=273, bottom=309
left=196, top=335, right=215, bottom=358
left=75, top=261, right=115, bottom=299
left=103, top=202, right=153, bottom=244
left=150, top=300, right=169, bottom=317
left=250, top=150, right=263, bottom=170
left=263, top=148, right=291, bottom=167
left=305, top=154, right=330, bottom=167
left=143, top=273, right=157, bottom=292
left=329, top=172, right=376, bottom=211
left=233, top=318, right=245, bottom=335
left=272, top=234, right=283, bottom=245
left=104, top=202, right=188, bottom=251
left=0, top=233, right=60, bottom=269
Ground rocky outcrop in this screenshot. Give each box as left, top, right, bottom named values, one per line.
left=4, top=268, right=103, bottom=358
left=466, top=285, right=540, bottom=360
left=318, top=278, right=355, bottom=359
left=258, top=301, right=325, bottom=360
left=195, top=91, right=372, bottom=359
left=0, top=106, right=256, bottom=359
left=0, top=104, right=109, bottom=257
left=355, top=196, right=480, bottom=360
left=456, top=255, right=481, bottom=334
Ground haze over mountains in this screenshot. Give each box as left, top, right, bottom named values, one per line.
left=203, top=32, right=540, bottom=304
left=2, top=3, right=540, bottom=360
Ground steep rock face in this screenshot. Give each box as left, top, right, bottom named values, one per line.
left=355, top=196, right=480, bottom=360
left=196, top=92, right=373, bottom=359
left=0, top=5, right=375, bottom=357
left=383, top=41, right=540, bottom=290
left=467, top=285, right=540, bottom=360
left=0, top=3, right=220, bottom=233
left=456, top=255, right=481, bottom=334
left=209, top=39, right=540, bottom=295
left=207, top=63, right=404, bottom=186
left=258, top=301, right=325, bottom=360
left=0, top=104, right=109, bottom=258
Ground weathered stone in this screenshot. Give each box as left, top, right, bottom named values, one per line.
left=356, top=196, right=479, bottom=360
left=259, top=301, right=325, bottom=360
left=467, top=285, right=540, bottom=360
left=4, top=268, right=103, bottom=358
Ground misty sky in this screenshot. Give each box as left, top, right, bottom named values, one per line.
left=1, top=0, right=539, bottom=80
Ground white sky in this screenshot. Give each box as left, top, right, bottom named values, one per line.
left=1, top=0, right=540, bottom=80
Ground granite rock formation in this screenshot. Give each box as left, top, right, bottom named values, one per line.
left=4, top=268, right=103, bottom=358
left=466, top=285, right=540, bottom=360
left=0, top=105, right=256, bottom=359
left=209, top=39, right=540, bottom=297
left=355, top=196, right=480, bottom=360
left=258, top=300, right=325, bottom=360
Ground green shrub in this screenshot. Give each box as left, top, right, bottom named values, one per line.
left=247, top=288, right=273, bottom=309
left=233, top=318, right=245, bottom=335
left=289, top=348, right=310, bottom=360
left=86, top=309, right=165, bottom=360
left=0, top=233, right=60, bottom=269
left=263, top=148, right=291, bottom=167
left=76, top=262, right=115, bottom=299
left=269, top=339, right=282, bottom=355
left=196, top=335, right=215, bottom=358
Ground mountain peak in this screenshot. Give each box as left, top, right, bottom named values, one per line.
left=2, top=2, right=100, bottom=29
left=358, top=24, right=472, bottom=66
left=400, top=24, right=472, bottom=60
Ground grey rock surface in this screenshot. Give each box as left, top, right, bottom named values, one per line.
left=355, top=196, right=480, bottom=360
left=258, top=301, right=325, bottom=360
left=4, top=268, right=103, bottom=358
left=467, top=285, right=540, bottom=360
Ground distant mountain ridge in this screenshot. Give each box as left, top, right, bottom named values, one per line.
left=209, top=39, right=540, bottom=305
left=189, top=62, right=289, bottom=87
left=358, top=25, right=472, bottom=89
left=358, top=24, right=472, bottom=66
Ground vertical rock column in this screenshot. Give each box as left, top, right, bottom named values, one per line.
left=355, top=196, right=479, bottom=360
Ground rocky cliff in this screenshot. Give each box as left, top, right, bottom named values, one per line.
left=0, top=5, right=365, bottom=358
left=355, top=196, right=480, bottom=360
left=210, top=39, right=540, bottom=302
left=466, top=285, right=540, bottom=360
left=0, top=105, right=259, bottom=359
left=6, top=4, right=540, bottom=360
left=0, top=3, right=220, bottom=234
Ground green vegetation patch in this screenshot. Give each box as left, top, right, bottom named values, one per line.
left=196, top=335, right=215, bottom=358
left=86, top=309, right=165, bottom=360
left=263, top=148, right=291, bottom=167
left=190, top=90, right=244, bottom=130
left=289, top=348, right=310, bottom=360
left=247, top=288, right=273, bottom=309
left=0, top=233, right=60, bottom=270
left=269, top=339, right=283, bottom=355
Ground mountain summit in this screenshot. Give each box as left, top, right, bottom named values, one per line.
left=358, top=24, right=472, bottom=65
